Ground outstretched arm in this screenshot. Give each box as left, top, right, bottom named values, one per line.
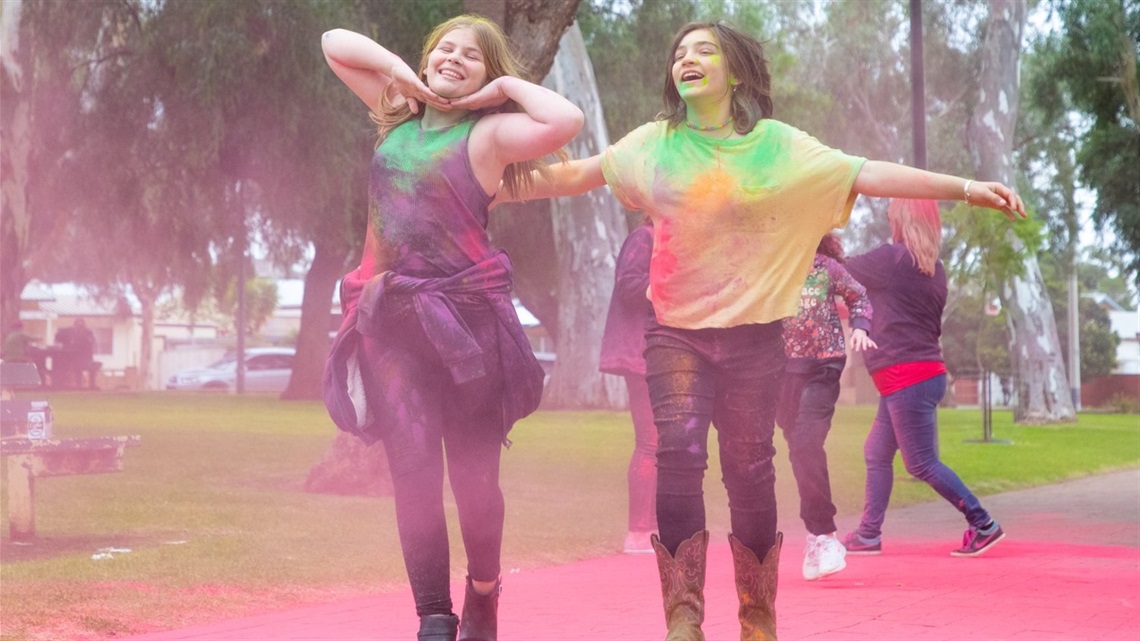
left=321, top=29, right=449, bottom=114
left=494, top=155, right=606, bottom=205
left=852, top=161, right=1027, bottom=220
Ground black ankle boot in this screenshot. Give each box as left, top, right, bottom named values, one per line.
left=417, top=613, right=459, bottom=641
left=457, top=577, right=500, bottom=641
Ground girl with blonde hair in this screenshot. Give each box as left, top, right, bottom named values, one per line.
left=320, top=15, right=583, bottom=641
left=844, top=199, right=1005, bottom=560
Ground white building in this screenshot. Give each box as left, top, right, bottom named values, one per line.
left=1108, top=309, right=1140, bottom=375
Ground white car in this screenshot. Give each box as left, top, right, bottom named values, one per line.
left=165, top=347, right=295, bottom=392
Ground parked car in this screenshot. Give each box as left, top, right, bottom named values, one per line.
left=165, top=347, right=295, bottom=392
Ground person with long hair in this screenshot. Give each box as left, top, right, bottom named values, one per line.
left=599, top=219, right=658, bottom=554
left=777, top=233, right=876, bottom=581
left=320, top=16, right=582, bottom=641
left=843, top=199, right=1005, bottom=559
left=505, top=20, right=1024, bottom=641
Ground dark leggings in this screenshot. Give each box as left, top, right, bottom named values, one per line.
left=645, top=321, right=785, bottom=560
left=359, top=298, right=506, bottom=618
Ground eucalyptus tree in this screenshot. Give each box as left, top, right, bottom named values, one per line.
left=0, top=0, right=113, bottom=330
left=531, top=22, right=629, bottom=408
left=968, top=0, right=1075, bottom=423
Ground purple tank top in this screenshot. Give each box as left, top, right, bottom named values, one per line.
left=368, top=117, right=494, bottom=278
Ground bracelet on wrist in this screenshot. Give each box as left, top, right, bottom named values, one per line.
left=964, top=179, right=973, bottom=205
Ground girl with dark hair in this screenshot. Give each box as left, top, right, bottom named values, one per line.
left=843, top=199, right=1005, bottom=559
left=320, top=16, right=582, bottom=641
left=777, top=233, right=875, bottom=582
left=506, top=20, right=1024, bottom=640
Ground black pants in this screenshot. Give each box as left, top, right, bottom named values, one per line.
left=776, top=358, right=845, bottom=536
left=359, top=297, right=506, bottom=618
left=644, top=320, right=785, bottom=560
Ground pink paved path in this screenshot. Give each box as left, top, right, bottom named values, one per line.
left=127, top=469, right=1140, bottom=641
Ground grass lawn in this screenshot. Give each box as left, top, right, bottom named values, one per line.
left=1, top=392, right=1137, bottom=640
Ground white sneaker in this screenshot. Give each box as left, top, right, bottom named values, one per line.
left=802, top=533, right=821, bottom=580
left=815, top=533, right=848, bottom=578
left=623, top=531, right=655, bottom=555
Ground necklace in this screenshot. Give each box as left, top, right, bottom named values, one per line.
left=685, top=116, right=734, bottom=132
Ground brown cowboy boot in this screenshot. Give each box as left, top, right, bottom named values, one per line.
left=457, top=577, right=500, bottom=641
left=652, top=530, right=708, bottom=641
left=729, top=532, right=782, bottom=641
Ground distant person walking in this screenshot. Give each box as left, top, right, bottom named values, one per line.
left=777, top=233, right=875, bottom=580
left=843, top=199, right=1005, bottom=558
left=599, top=220, right=658, bottom=554
left=319, top=15, right=582, bottom=641
left=71, top=319, right=97, bottom=389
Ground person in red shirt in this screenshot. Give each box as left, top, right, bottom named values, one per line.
left=843, top=199, right=1005, bottom=558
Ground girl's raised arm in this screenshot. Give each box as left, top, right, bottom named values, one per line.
left=454, top=76, right=584, bottom=166
left=852, top=161, right=1027, bottom=220
left=321, top=29, right=447, bottom=114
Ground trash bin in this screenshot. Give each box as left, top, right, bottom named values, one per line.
left=1, top=361, right=51, bottom=439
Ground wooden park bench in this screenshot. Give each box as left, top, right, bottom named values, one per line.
left=0, top=361, right=141, bottom=543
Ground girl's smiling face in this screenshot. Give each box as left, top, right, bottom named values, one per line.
left=424, top=28, right=488, bottom=99
left=671, top=28, right=732, bottom=104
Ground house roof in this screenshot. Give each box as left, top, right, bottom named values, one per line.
left=19, top=281, right=126, bottom=318
left=1084, top=291, right=1126, bottom=311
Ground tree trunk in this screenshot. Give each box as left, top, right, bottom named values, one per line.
left=0, top=0, right=28, bottom=330
left=282, top=240, right=346, bottom=400
left=541, top=23, right=627, bottom=409
left=304, top=431, right=392, bottom=497
left=470, top=0, right=629, bottom=408
left=467, top=0, right=580, bottom=82
left=137, top=289, right=155, bottom=390
left=968, top=0, right=1075, bottom=424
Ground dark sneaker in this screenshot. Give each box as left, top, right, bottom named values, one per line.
left=951, top=524, right=1006, bottom=557
left=842, top=531, right=882, bottom=556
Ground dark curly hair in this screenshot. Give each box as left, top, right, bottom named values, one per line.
left=660, top=21, right=774, bottom=135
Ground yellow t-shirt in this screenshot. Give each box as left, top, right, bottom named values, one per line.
left=601, top=119, right=865, bottom=329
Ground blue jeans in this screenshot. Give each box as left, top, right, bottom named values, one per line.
left=776, top=358, right=844, bottom=536
left=644, top=320, right=785, bottom=560
left=856, top=374, right=991, bottom=540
